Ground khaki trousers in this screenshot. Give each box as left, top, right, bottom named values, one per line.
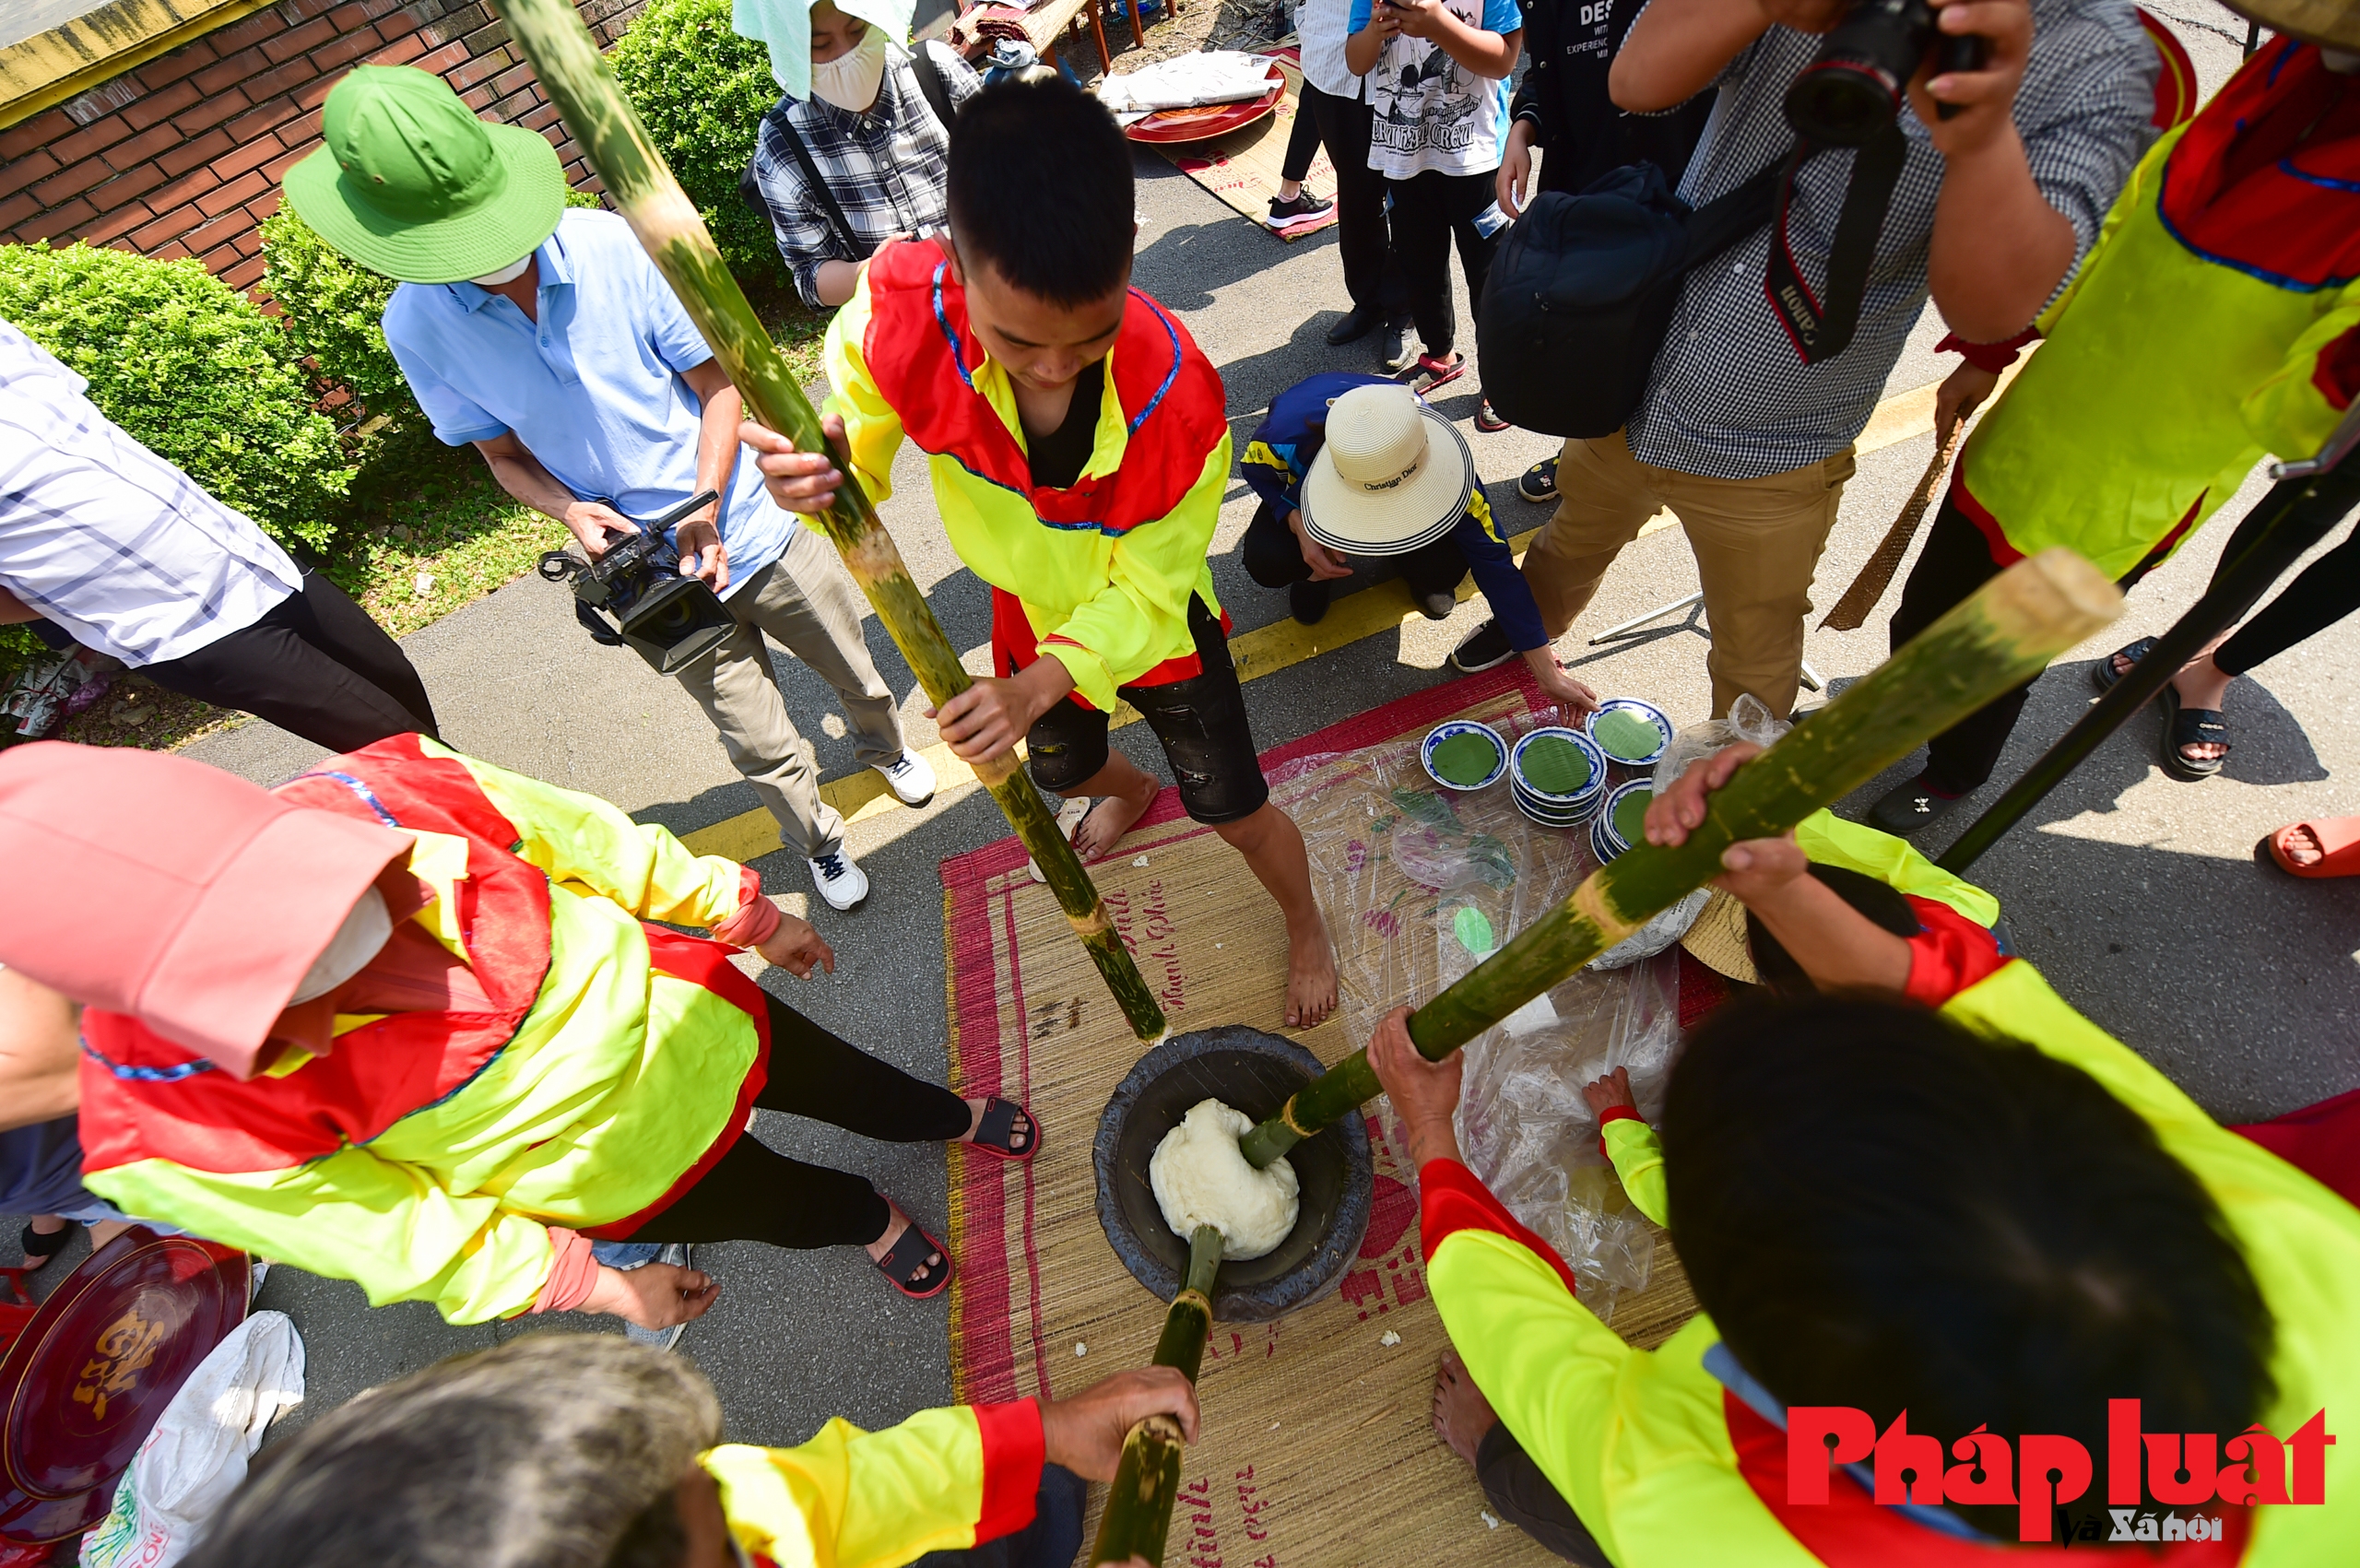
left=671, top=525, right=905, bottom=859
left=1524, top=430, right=1856, bottom=718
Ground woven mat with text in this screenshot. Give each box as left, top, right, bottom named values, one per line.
left=940, top=666, right=1699, bottom=1566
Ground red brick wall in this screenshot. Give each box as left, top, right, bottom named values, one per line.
left=0, top=0, right=644, bottom=292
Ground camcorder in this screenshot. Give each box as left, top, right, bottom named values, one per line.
left=537, top=489, right=736, bottom=675
left=1785, top=0, right=1990, bottom=146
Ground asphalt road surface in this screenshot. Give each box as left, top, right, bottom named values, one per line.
left=19, top=4, right=2350, bottom=1468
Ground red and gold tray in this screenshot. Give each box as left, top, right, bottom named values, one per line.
left=0, top=1230, right=249, bottom=1546
left=1122, top=59, right=1285, bottom=145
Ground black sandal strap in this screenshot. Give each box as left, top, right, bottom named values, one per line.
left=19, top=1222, right=68, bottom=1259
left=974, top=1097, right=1034, bottom=1156
left=875, top=1223, right=947, bottom=1291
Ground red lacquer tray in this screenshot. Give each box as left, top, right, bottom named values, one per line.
left=1122, top=59, right=1285, bottom=144
left=0, top=1230, right=249, bottom=1545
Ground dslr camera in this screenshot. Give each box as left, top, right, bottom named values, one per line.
left=1785, top=0, right=1988, bottom=146
left=537, top=489, right=737, bottom=675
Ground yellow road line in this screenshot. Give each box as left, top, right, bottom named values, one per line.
left=680, top=378, right=1962, bottom=859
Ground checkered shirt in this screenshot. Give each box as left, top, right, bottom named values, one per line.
left=0, top=320, right=301, bottom=668
left=751, top=40, right=984, bottom=308
left=1626, top=0, right=2159, bottom=479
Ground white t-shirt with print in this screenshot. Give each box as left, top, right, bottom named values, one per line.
left=1350, top=0, right=1520, bottom=179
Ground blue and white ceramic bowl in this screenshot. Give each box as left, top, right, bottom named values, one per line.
left=1590, top=780, right=1657, bottom=864
left=1420, top=720, right=1508, bottom=792
left=1508, top=726, right=1608, bottom=817
left=1586, top=698, right=1674, bottom=771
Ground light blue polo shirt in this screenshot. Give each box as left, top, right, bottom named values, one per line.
left=382, top=207, right=793, bottom=595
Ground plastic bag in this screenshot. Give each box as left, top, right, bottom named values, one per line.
left=80, top=1311, right=304, bottom=1568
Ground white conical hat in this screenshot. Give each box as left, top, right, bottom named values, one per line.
left=1299, top=383, right=1475, bottom=558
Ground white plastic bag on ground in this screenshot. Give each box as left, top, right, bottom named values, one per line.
left=79, top=1311, right=304, bottom=1568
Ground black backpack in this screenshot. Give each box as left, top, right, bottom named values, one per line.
left=1475, top=129, right=1904, bottom=440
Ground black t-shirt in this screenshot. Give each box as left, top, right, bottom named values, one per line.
left=1512, top=0, right=1714, bottom=198
left=1025, top=360, right=1106, bottom=491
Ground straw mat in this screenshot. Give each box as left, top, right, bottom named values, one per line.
left=940, top=664, right=1698, bottom=1565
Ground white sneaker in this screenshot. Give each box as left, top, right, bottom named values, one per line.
left=875, top=750, right=937, bottom=806
left=808, top=848, right=869, bottom=910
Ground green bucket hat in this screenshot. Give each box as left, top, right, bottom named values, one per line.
left=283, top=65, right=567, bottom=284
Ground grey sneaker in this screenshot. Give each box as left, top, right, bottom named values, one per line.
left=1869, top=775, right=1966, bottom=836
left=620, top=1243, right=693, bottom=1352
left=1379, top=316, right=1416, bottom=373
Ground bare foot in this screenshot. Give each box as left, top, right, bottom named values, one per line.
left=2283, top=823, right=2326, bottom=867
left=958, top=1096, right=1034, bottom=1154
left=1433, top=1349, right=1498, bottom=1468
left=1074, top=775, right=1158, bottom=861
left=1284, top=910, right=1339, bottom=1030
left=866, top=1200, right=947, bottom=1293
left=2171, top=658, right=2234, bottom=764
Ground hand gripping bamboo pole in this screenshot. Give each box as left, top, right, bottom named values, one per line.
left=1237, top=548, right=2122, bottom=1170
left=1088, top=1224, right=1222, bottom=1567
left=493, top=0, right=1164, bottom=1041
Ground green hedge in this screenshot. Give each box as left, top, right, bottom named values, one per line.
left=0, top=242, right=350, bottom=553
left=609, top=0, right=787, bottom=290
left=261, top=190, right=603, bottom=430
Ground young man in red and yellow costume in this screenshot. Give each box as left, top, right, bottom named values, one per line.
left=0, top=737, right=1038, bottom=1322
left=744, top=74, right=1339, bottom=1028
left=1368, top=741, right=2360, bottom=1565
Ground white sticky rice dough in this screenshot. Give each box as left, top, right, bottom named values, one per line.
left=1149, top=1098, right=1300, bottom=1259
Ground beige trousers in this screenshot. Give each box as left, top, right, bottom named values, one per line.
left=1523, top=430, right=1857, bottom=718
left=671, top=525, right=905, bottom=859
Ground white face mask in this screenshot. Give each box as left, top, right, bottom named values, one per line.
left=811, top=27, right=889, bottom=112
left=289, top=886, right=394, bottom=1006
left=469, top=253, right=534, bottom=287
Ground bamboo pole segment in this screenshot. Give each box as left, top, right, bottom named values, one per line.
left=1238, top=548, right=2122, bottom=1170
left=492, top=0, right=1165, bottom=1042
left=1087, top=1224, right=1223, bottom=1567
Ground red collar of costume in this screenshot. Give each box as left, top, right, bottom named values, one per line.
left=857, top=238, right=1229, bottom=537
left=2159, top=38, right=2360, bottom=291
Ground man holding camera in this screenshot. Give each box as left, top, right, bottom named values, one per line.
left=283, top=66, right=932, bottom=912
left=1507, top=0, right=2156, bottom=719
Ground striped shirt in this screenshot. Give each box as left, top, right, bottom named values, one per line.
left=0, top=321, right=300, bottom=667
left=1627, top=0, right=2158, bottom=479
left=750, top=40, right=983, bottom=310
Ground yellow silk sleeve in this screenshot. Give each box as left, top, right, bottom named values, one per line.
left=1038, top=437, right=1231, bottom=713
left=84, top=1148, right=556, bottom=1324
left=704, top=1407, right=986, bottom=1568
left=425, top=739, right=745, bottom=931
left=1602, top=1118, right=1669, bottom=1228
left=821, top=273, right=904, bottom=508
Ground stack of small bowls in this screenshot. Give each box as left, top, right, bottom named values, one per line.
left=1420, top=719, right=1508, bottom=792
left=1507, top=726, right=1606, bottom=829
left=1591, top=779, right=1658, bottom=865
left=1584, top=700, right=1673, bottom=864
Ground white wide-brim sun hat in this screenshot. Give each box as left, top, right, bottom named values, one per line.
left=1300, top=383, right=1475, bottom=559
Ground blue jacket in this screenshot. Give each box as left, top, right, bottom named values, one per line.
left=1241, top=372, right=1548, bottom=652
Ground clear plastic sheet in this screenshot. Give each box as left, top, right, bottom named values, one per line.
left=1280, top=701, right=1682, bottom=1321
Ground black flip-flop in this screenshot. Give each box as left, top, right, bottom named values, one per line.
left=964, top=1097, right=1039, bottom=1163
left=19, top=1221, right=69, bottom=1271
left=2092, top=636, right=2160, bottom=695
left=873, top=1220, right=953, bottom=1300
left=2159, top=685, right=2230, bottom=782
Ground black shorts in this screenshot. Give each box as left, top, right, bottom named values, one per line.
left=1022, top=595, right=1270, bottom=825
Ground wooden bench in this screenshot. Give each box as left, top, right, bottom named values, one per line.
left=1018, top=0, right=1156, bottom=72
